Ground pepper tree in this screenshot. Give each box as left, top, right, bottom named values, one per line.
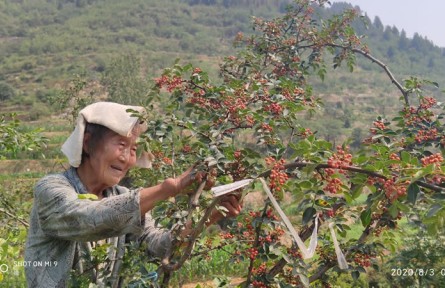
left=125, top=0, right=445, bottom=286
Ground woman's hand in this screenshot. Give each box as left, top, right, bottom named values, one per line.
left=208, top=194, right=243, bottom=225
left=173, top=165, right=215, bottom=195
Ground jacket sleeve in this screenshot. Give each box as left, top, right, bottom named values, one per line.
left=136, top=213, right=173, bottom=259
left=35, top=174, right=144, bottom=241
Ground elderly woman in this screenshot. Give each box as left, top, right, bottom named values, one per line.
left=24, top=102, right=241, bottom=287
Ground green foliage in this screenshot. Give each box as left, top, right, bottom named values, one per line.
left=101, top=54, right=150, bottom=105
left=52, top=74, right=96, bottom=125
left=0, top=82, right=15, bottom=101
left=383, top=230, right=445, bottom=287
left=0, top=178, right=34, bottom=286
left=0, top=113, right=48, bottom=159
left=123, top=1, right=445, bottom=286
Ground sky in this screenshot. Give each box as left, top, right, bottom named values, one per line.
left=330, top=0, right=445, bottom=48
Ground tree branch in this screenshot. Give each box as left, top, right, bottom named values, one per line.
left=260, top=161, right=444, bottom=193
left=160, top=197, right=221, bottom=272
left=0, top=207, right=29, bottom=228
left=327, top=43, right=409, bottom=105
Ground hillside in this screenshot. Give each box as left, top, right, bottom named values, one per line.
left=0, top=0, right=444, bottom=99
left=0, top=0, right=444, bottom=159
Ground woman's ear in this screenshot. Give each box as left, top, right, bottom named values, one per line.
left=82, top=133, right=91, bottom=157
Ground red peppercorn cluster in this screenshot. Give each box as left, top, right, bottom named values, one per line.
left=252, top=263, right=267, bottom=275
left=225, top=150, right=247, bottom=180
left=162, top=157, right=172, bottom=165
left=181, top=145, right=192, bottom=154
left=261, top=123, right=273, bottom=133
left=323, top=146, right=353, bottom=194
left=373, top=178, right=408, bottom=202
left=155, top=75, right=184, bottom=92
left=415, top=128, right=438, bottom=143
left=264, top=102, right=283, bottom=115
left=297, top=128, right=313, bottom=138
left=286, top=247, right=302, bottom=258
left=353, top=252, right=373, bottom=268
left=326, top=209, right=335, bottom=218
left=324, top=178, right=343, bottom=194
left=401, top=97, right=437, bottom=127
left=389, top=153, right=400, bottom=161
left=431, top=175, right=445, bottom=185
left=419, top=96, right=437, bottom=109
left=326, top=146, right=352, bottom=170
left=246, top=247, right=259, bottom=260
left=220, top=232, right=234, bottom=240
left=421, top=153, right=443, bottom=166
left=192, top=67, right=202, bottom=74
left=315, top=246, right=336, bottom=263
left=251, top=280, right=267, bottom=288
left=265, top=157, right=289, bottom=192
left=151, top=151, right=168, bottom=169
left=370, top=120, right=386, bottom=134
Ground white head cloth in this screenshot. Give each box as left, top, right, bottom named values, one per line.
left=61, top=102, right=152, bottom=168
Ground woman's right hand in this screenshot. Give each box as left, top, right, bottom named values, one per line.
left=174, top=166, right=215, bottom=195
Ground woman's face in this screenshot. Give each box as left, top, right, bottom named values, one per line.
left=86, top=130, right=139, bottom=188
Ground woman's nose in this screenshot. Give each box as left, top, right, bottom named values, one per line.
left=119, top=147, right=131, bottom=162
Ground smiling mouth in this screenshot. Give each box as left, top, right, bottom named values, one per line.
left=111, top=165, right=124, bottom=172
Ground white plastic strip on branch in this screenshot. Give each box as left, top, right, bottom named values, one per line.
left=211, top=179, right=254, bottom=198
left=259, top=177, right=318, bottom=259
left=328, top=222, right=349, bottom=270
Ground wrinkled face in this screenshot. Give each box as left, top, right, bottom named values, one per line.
left=85, top=128, right=139, bottom=187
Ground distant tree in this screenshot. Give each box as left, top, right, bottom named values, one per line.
left=373, top=16, right=384, bottom=31
left=101, top=54, right=149, bottom=105
left=391, top=26, right=399, bottom=37
left=350, top=127, right=363, bottom=149
left=411, top=32, right=426, bottom=52
left=0, top=82, right=15, bottom=101
left=387, top=46, right=396, bottom=59
left=398, top=29, right=409, bottom=50
left=383, top=26, right=393, bottom=41
left=428, top=57, right=435, bottom=69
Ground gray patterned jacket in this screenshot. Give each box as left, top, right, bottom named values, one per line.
left=24, top=167, right=171, bottom=287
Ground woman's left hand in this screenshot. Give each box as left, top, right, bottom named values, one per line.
left=209, top=194, right=243, bottom=224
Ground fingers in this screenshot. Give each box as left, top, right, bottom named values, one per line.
left=177, top=165, right=217, bottom=194
left=219, top=194, right=242, bottom=217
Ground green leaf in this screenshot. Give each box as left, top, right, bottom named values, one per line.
left=343, top=192, right=353, bottom=204
left=351, top=270, right=360, bottom=280
left=427, top=204, right=443, bottom=218
left=302, top=207, right=316, bottom=225
left=299, top=180, right=313, bottom=189
left=432, top=193, right=445, bottom=200
left=78, top=194, right=99, bottom=200
left=388, top=204, right=399, bottom=218
left=302, top=163, right=318, bottom=176
left=407, top=183, right=420, bottom=204
left=360, top=208, right=372, bottom=227
left=400, top=151, right=410, bottom=163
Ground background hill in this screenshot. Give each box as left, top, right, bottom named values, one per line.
left=0, top=0, right=444, bottom=158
